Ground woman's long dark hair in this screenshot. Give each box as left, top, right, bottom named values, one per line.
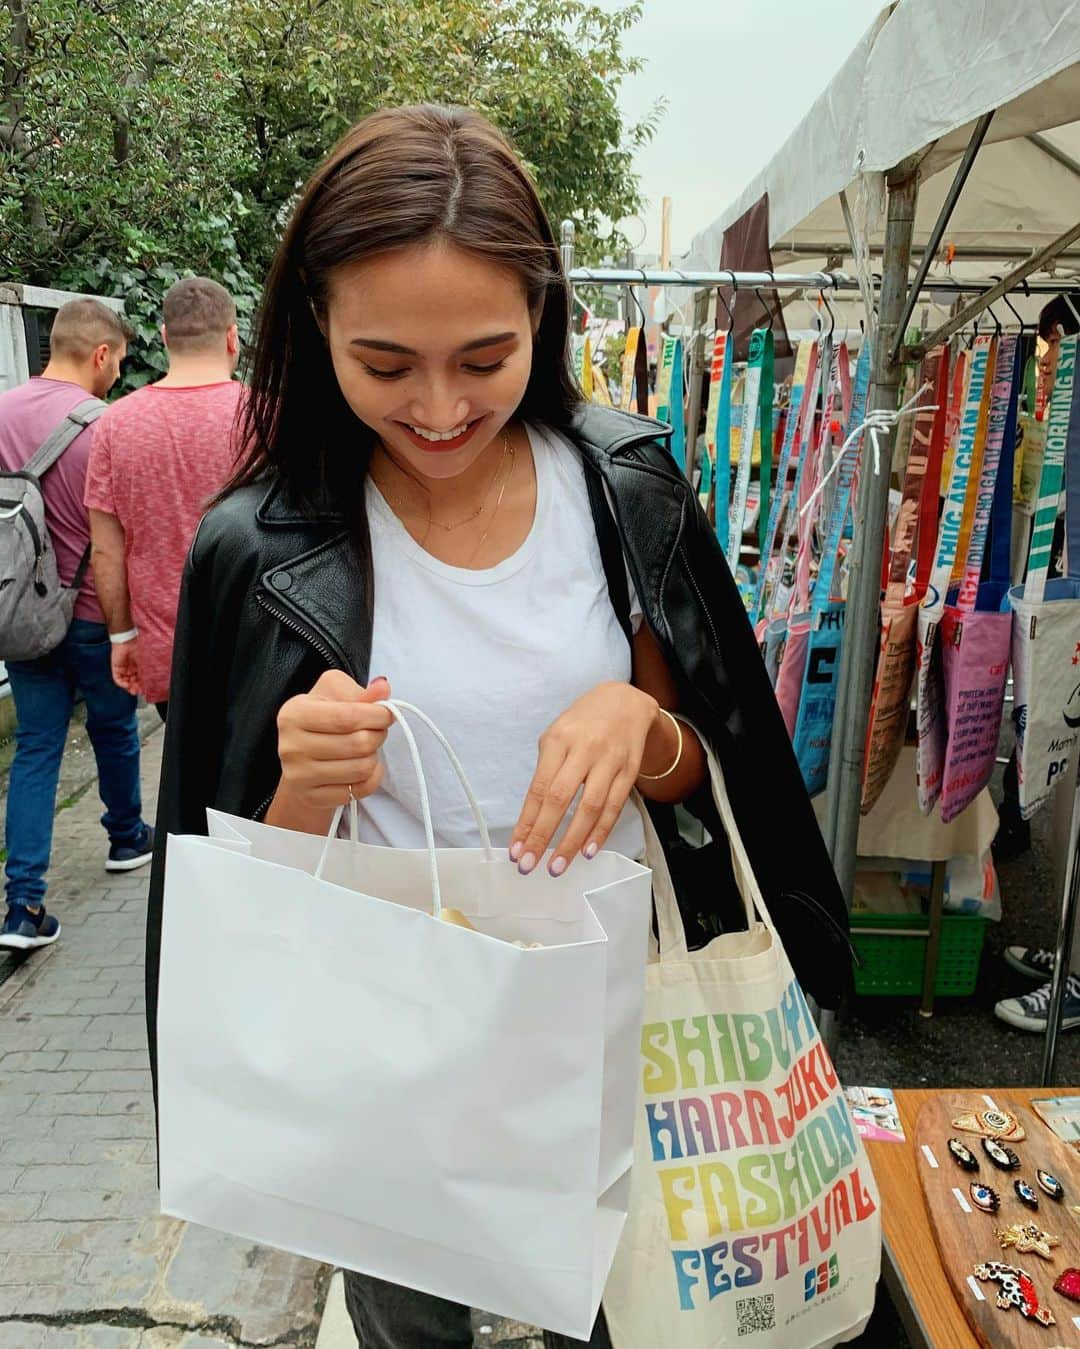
left=225, top=104, right=579, bottom=516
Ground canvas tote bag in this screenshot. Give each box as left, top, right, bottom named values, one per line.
left=604, top=734, right=881, bottom=1349
left=791, top=343, right=872, bottom=795
left=157, top=700, right=653, bottom=1339
left=1010, top=333, right=1080, bottom=819
left=916, top=334, right=994, bottom=814
left=938, top=336, right=1021, bottom=823
left=861, top=349, right=949, bottom=812
left=772, top=344, right=841, bottom=729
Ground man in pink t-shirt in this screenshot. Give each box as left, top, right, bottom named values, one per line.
left=86, top=278, right=245, bottom=717
left=0, top=300, right=155, bottom=952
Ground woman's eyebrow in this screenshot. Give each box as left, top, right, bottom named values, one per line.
left=349, top=331, right=518, bottom=355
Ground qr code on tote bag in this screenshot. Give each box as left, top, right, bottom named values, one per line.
left=736, top=1294, right=776, bottom=1336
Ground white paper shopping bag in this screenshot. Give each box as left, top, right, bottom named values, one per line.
left=157, top=700, right=652, bottom=1339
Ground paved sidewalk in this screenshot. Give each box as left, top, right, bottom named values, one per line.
left=0, top=728, right=326, bottom=1347
left=0, top=724, right=543, bottom=1348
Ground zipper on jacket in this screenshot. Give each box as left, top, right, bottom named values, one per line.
left=679, top=541, right=722, bottom=656
left=255, top=587, right=342, bottom=670
left=253, top=590, right=341, bottom=823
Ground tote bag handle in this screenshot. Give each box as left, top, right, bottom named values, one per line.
left=314, top=699, right=494, bottom=917
left=636, top=721, right=779, bottom=964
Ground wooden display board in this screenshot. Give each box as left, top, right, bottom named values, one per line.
left=915, top=1092, right=1080, bottom=1345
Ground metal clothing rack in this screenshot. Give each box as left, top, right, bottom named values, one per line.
left=563, top=201, right=1080, bottom=1080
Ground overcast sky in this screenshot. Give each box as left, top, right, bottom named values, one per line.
left=602, top=0, right=882, bottom=256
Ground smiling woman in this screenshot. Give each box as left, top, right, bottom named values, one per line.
left=148, top=102, right=851, bottom=1349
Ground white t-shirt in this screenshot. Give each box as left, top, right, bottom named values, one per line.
left=354, top=422, right=646, bottom=862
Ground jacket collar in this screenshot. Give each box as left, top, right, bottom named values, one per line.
left=254, top=405, right=680, bottom=680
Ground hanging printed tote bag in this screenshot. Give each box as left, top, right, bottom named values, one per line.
left=727, top=329, right=774, bottom=573
left=772, top=345, right=840, bottom=728
left=916, top=335, right=994, bottom=814
left=938, top=337, right=1022, bottom=823
left=620, top=328, right=642, bottom=412
left=861, top=351, right=949, bottom=813
left=753, top=341, right=817, bottom=627
left=705, top=328, right=734, bottom=542
left=604, top=737, right=881, bottom=1349
left=791, top=343, right=872, bottom=796
left=1010, top=333, right=1080, bottom=819
left=657, top=336, right=687, bottom=472
left=760, top=347, right=823, bottom=684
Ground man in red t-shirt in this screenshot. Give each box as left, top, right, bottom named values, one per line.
left=0, top=299, right=155, bottom=952
left=86, top=278, right=245, bottom=718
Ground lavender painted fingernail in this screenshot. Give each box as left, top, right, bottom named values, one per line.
left=549, top=856, right=568, bottom=878
left=518, top=852, right=536, bottom=876
left=509, top=841, right=524, bottom=862
left=584, top=842, right=599, bottom=860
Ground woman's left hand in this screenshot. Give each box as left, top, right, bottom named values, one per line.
left=509, top=681, right=659, bottom=877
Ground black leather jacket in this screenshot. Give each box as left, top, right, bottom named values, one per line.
left=146, top=406, right=850, bottom=1076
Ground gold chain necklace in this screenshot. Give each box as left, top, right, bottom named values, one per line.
left=375, top=429, right=510, bottom=532
left=466, top=436, right=517, bottom=566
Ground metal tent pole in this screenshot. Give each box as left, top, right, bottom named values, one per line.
left=888, top=112, right=994, bottom=363
left=824, top=169, right=920, bottom=907
left=1041, top=769, right=1080, bottom=1084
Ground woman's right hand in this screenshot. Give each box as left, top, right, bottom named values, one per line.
left=264, top=672, right=393, bottom=833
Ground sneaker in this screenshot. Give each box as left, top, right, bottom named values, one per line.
left=0, top=904, right=60, bottom=950
left=106, top=823, right=154, bottom=873
left=1004, top=946, right=1056, bottom=980
left=994, top=976, right=1080, bottom=1032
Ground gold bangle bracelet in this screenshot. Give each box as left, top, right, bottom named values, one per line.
left=638, top=708, right=684, bottom=781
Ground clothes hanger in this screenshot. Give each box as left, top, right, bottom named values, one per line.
left=999, top=287, right=1031, bottom=334
left=817, top=287, right=836, bottom=343
left=715, top=273, right=736, bottom=331
left=624, top=273, right=648, bottom=332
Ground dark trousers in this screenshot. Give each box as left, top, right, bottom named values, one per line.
left=342, top=1271, right=612, bottom=1349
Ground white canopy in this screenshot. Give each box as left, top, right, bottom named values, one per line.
left=683, top=0, right=1080, bottom=290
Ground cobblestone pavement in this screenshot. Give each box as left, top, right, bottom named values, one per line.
left=0, top=728, right=327, bottom=1347
left=0, top=722, right=541, bottom=1348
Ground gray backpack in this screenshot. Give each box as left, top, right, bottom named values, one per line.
left=0, top=398, right=107, bottom=661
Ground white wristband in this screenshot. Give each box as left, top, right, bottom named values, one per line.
left=109, top=628, right=138, bottom=645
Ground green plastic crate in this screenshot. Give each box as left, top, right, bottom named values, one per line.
left=850, top=910, right=987, bottom=997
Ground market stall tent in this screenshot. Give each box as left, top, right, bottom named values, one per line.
left=683, top=0, right=1080, bottom=285
left=664, top=0, right=1080, bottom=1082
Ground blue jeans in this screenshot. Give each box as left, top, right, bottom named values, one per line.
left=5, top=619, right=144, bottom=908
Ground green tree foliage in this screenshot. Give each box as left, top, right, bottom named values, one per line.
left=222, top=0, right=659, bottom=273
left=1, top=0, right=658, bottom=369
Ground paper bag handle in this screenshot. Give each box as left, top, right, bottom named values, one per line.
left=316, top=698, right=494, bottom=917
left=637, top=720, right=778, bottom=963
